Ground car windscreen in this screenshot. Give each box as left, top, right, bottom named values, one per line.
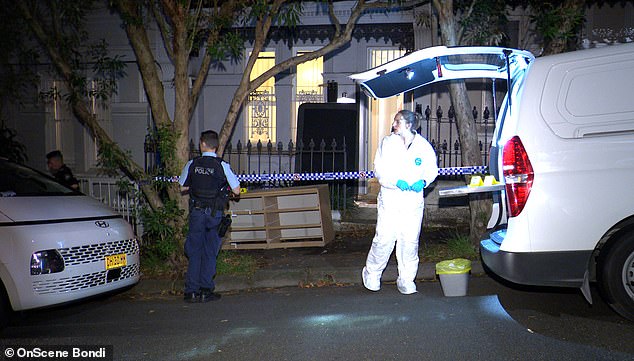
left=0, top=160, right=78, bottom=196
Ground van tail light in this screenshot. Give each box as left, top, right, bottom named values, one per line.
left=502, top=136, right=534, bottom=217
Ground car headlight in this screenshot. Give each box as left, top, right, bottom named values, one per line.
left=30, top=250, right=65, bottom=275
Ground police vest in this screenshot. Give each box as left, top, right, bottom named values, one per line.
left=55, top=165, right=79, bottom=189
left=184, top=156, right=229, bottom=211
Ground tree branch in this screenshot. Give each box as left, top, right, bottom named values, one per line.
left=113, top=0, right=172, bottom=130
left=185, top=0, right=204, bottom=55
left=47, top=0, right=62, bottom=46
left=17, top=0, right=163, bottom=210
left=240, top=0, right=286, bottom=101
left=456, top=0, right=477, bottom=42
left=189, top=30, right=214, bottom=115
left=152, top=0, right=175, bottom=62
left=218, top=0, right=397, bottom=155
left=327, top=0, right=342, bottom=37
left=247, top=0, right=384, bottom=94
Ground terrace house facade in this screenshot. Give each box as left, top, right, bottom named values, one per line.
left=4, top=1, right=633, bottom=214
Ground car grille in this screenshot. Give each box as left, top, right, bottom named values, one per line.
left=32, top=263, right=139, bottom=295
left=58, top=239, right=139, bottom=266
left=32, top=239, right=140, bottom=295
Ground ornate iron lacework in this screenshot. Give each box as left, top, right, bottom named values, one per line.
left=297, top=89, right=323, bottom=104
left=249, top=90, right=274, bottom=137
left=238, top=23, right=414, bottom=52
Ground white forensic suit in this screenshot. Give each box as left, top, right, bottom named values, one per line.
left=362, top=132, right=438, bottom=294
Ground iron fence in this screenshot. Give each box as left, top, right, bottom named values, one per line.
left=417, top=103, right=495, bottom=170
left=188, top=137, right=354, bottom=212
left=142, top=104, right=496, bottom=211
left=79, top=104, right=496, bottom=235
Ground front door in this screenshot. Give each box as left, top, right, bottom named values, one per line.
left=366, top=49, right=406, bottom=196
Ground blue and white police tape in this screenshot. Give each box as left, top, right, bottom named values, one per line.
left=439, top=166, right=488, bottom=176
left=152, top=166, right=487, bottom=183
left=238, top=171, right=374, bottom=182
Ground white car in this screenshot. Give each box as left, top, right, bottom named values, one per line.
left=0, top=158, right=140, bottom=326
left=352, top=43, right=634, bottom=320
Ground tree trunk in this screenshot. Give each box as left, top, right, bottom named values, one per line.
left=169, top=3, right=194, bottom=229
left=17, top=0, right=164, bottom=211
left=434, top=0, right=491, bottom=245
left=111, top=1, right=193, bottom=261
left=447, top=82, right=492, bottom=245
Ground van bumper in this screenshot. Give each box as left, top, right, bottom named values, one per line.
left=480, top=230, right=592, bottom=288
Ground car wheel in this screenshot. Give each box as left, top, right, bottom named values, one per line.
left=598, top=232, right=634, bottom=321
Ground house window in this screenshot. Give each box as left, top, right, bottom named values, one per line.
left=44, top=80, right=76, bottom=169
left=292, top=50, right=323, bottom=138
left=248, top=51, right=276, bottom=143
left=370, top=48, right=407, bottom=68
left=44, top=79, right=111, bottom=172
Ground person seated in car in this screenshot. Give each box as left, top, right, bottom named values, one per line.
left=46, top=150, right=79, bottom=190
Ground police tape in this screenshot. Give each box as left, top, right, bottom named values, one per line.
left=151, top=166, right=487, bottom=183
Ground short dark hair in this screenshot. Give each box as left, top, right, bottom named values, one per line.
left=200, top=130, right=219, bottom=149
left=46, top=150, right=63, bottom=160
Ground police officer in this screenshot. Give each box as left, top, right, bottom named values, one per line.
left=46, top=150, right=79, bottom=190
left=179, top=130, right=240, bottom=303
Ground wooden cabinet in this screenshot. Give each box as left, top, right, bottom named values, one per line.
left=223, top=185, right=335, bottom=249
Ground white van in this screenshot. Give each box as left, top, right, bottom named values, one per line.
left=351, top=43, right=634, bottom=320
left=0, top=159, right=140, bottom=327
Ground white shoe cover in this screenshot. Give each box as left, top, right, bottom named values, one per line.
left=397, top=278, right=417, bottom=295
left=362, top=267, right=380, bottom=291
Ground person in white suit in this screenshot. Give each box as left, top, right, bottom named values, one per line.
left=362, top=109, right=439, bottom=294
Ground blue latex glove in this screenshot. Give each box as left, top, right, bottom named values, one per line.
left=410, top=180, right=426, bottom=193
left=396, top=180, right=410, bottom=191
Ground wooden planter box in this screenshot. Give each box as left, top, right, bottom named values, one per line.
left=222, top=185, right=335, bottom=249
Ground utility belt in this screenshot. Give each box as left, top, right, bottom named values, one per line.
left=190, top=199, right=219, bottom=211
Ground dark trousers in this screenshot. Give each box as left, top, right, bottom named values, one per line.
left=184, top=208, right=223, bottom=293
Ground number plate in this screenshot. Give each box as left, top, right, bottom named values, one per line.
left=105, top=253, right=127, bottom=270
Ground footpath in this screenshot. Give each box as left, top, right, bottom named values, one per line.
left=132, top=204, right=484, bottom=296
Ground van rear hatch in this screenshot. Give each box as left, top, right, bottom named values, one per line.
left=350, top=45, right=535, bottom=245
left=350, top=46, right=534, bottom=99
left=350, top=46, right=534, bottom=200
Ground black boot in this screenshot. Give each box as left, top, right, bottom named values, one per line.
left=200, top=288, right=221, bottom=302
left=183, top=292, right=200, bottom=303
